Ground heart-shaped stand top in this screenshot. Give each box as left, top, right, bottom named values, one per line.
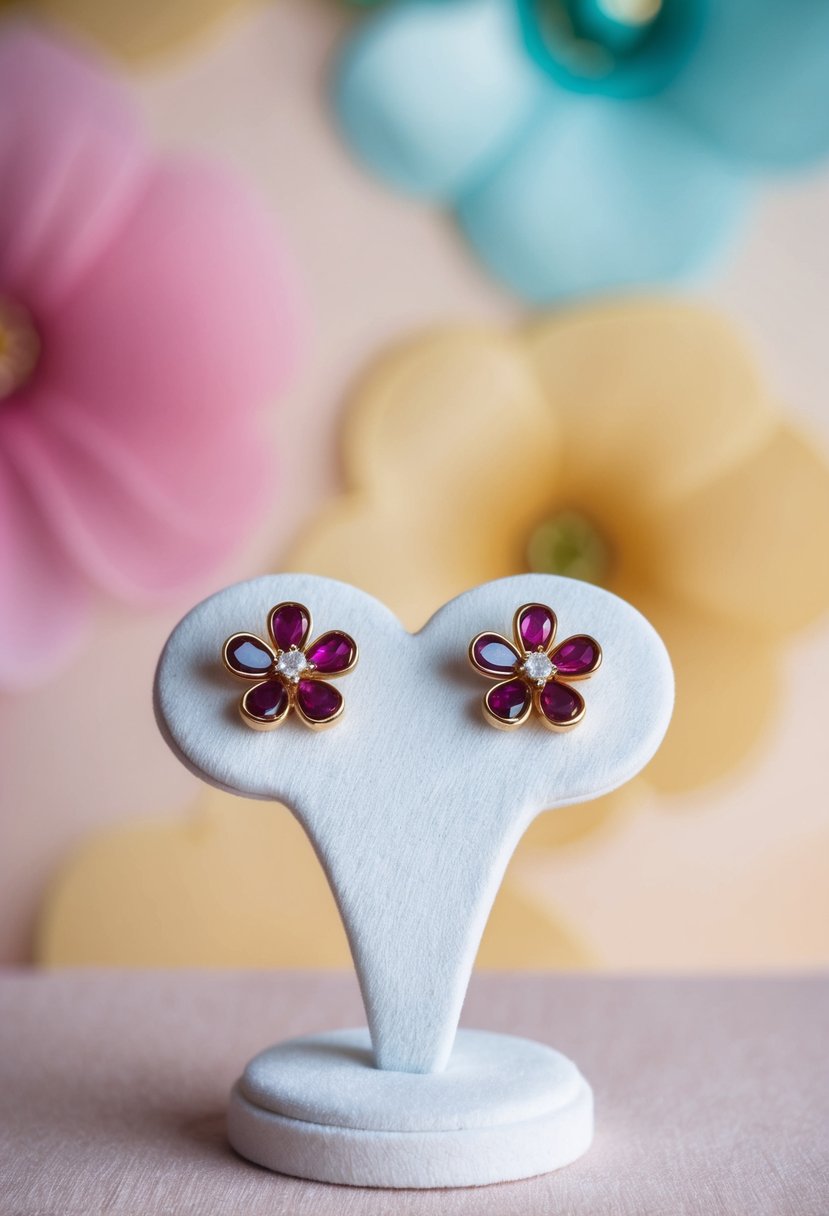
left=155, top=573, right=673, bottom=1073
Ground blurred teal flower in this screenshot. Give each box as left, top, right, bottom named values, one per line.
left=334, top=0, right=829, bottom=301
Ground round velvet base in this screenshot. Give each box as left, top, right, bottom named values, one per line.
left=227, top=1027, right=593, bottom=1188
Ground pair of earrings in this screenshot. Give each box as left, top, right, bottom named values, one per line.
left=222, top=602, right=601, bottom=733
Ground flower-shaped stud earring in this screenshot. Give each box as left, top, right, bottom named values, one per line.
left=222, top=603, right=358, bottom=731
left=469, top=603, right=601, bottom=732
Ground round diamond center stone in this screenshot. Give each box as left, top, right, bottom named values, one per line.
left=521, top=651, right=555, bottom=686
left=276, top=648, right=309, bottom=683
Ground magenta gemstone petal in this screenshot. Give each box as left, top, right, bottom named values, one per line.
left=485, top=679, right=531, bottom=724
left=539, top=681, right=585, bottom=726
left=471, top=633, right=520, bottom=676
left=551, top=636, right=601, bottom=677
left=224, top=633, right=275, bottom=677
left=242, top=680, right=289, bottom=723
left=296, top=679, right=343, bottom=723
left=305, top=631, right=356, bottom=674
left=517, top=604, right=557, bottom=652
left=269, top=603, right=310, bottom=651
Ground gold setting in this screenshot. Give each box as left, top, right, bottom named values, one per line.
left=469, top=602, right=601, bottom=733
left=221, top=602, right=358, bottom=732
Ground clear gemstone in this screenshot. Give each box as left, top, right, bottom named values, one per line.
left=276, top=648, right=309, bottom=683
left=521, top=651, right=554, bottom=686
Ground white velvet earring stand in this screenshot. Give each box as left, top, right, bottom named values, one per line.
left=155, top=573, right=673, bottom=1188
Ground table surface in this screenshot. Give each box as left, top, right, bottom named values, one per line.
left=0, top=970, right=826, bottom=1215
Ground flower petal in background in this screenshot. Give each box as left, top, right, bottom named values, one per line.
left=0, top=21, right=146, bottom=309
left=457, top=98, right=748, bottom=302
left=328, top=329, right=559, bottom=623
left=0, top=454, right=91, bottom=686
left=33, top=162, right=296, bottom=598
left=664, top=0, right=829, bottom=167
left=335, top=0, right=543, bottom=197
left=38, top=788, right=591, bottom=969
left=333, top=0, right=829, bottom=300
left=15, top=0, right=252, bottom=62
left=38, top=793, right=352, bottom=967
left=0, top=23, right=302, bottom=686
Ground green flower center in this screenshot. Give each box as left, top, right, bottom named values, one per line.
left=519, top=0, right=703, bottom=98
left=0, top=299, right=40, bottom=401
left=526, top=509, right=611, bottom=586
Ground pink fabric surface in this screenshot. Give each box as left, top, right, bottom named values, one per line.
left=0, top=970, right=826, bottom=1214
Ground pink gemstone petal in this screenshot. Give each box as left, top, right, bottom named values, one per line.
left=551, top=636, right=601, bottom=677
left=485, top=679, right=531, bottom=725
left=471, top=633, right=520, bottom=676
left=296, top=678, right=343, bottom=724
left=538, top=681, right=585, bottom=727
left=516, top=603, right=557, bottom=652
left=305, top=631, right=356, bottom=674
left=269, top=603, right=310, bottom=651
left=224, top=633, right=275, bottom=677
left=241, top=679, right=289, bottom=724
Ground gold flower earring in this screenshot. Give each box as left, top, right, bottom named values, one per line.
left=469, top=603, right=601, bottom=731
left=223, top=602, right=357, bottom=731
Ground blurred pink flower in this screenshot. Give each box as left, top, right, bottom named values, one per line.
left=0, top=24, right=301, bottom=687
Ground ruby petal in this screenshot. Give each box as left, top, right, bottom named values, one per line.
left=517, top=604, right=556, bottom=651
left=297, top=679, right=343, bottom=723
left=551, top=636, right=600, bottom=676
left=270, top=603, right=310, bottom=651
left=305, top=631, right=356, bottom=674
left=539, top=681, right=584, bottom=726
left=486, top=679, right=531, bottom=724
left=225, top=634, right=274, bottom=676
left=472, top=634, right=519, bottom=675
left=242, top=680, right=289, bottom=722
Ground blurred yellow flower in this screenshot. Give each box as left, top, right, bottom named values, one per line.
left=6, top=0, right=250, bottom=61
left=291, top=300, right=829, bottom=801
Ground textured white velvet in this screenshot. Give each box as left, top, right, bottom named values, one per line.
left=239, top=1028, right=582, bottom=1129
left=155, top=574, right=671, bottom=1186
left=228, top=1028, right=592, bottom=1187
left=155, top=574, right=673, bottom=1074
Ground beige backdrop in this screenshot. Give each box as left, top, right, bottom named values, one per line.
left=4, top=0, right=829, bottom=968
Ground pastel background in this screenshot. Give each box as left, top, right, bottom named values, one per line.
left=2, top=0, right=829, bottom=973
